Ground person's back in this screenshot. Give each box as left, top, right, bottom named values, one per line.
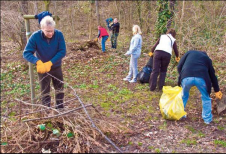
left=177, top=50, right=222, bottom=124
left=178, top=50, right=210, bottom=80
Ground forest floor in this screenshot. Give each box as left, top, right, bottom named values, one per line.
left=1, top=39, right=226, bottom=153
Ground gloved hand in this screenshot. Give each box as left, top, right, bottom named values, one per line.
left=215, top=91, right=223, bottom=99
left=94, top=38, right=98, bottom=42
left=148, top=52, right=153, bottom=57
left=107, top=37, right=110, bottom=42
left=175, top=57, right=180, bottom=63
left=36, top=60, right=47, bottom=74
left=43, top=61, right=53, bottom=73
left=109, top=22, right=113, bottom=26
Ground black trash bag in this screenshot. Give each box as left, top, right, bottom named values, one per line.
left=137, top=66, right=152, bottom=84
left=146, top=56, right=153, bottom=68
left=137, top=57, right=153, bottom=84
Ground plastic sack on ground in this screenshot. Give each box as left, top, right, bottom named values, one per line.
left=159, top=86, right=187, bottom=120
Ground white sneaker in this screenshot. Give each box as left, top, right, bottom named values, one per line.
left=123, top=78, right=131, bottom=81
left=129, top=79, right=137, bottom=83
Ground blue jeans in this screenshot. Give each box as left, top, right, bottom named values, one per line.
left=101, top=36, right=108, bottom=52
left=126, top=55, right=139, bottom=80
left=181, top=77, right=212, bottom=123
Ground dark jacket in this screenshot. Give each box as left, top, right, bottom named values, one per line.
left=23, top=29, right=66, bottom=68
left=110, top=22, right=120, bottom=34
left=177, top=50, right=219, bottom=95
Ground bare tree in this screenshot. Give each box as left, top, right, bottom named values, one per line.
left=44, top=0, right=51, bottom=11
left=167, top=0, right=176, bottom=29
left=89, top=1, right=95, bottom=40
left=19, top=1, right=28, bottom=50
left=136, top=0, right=143, bottom=29
left=95, top=0, right=100, bottom=26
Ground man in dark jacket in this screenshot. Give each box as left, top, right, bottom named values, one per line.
left=23, top=13, right=66, bottom=109
left=110, top=18, right=120, bottom=49
left=177, top=50, right=222, bottom=124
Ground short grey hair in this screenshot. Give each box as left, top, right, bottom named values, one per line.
left=40, top=16, right=55, bottom=28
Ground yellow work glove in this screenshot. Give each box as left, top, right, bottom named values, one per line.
left=175, top=57, right=180, bottom=63
left=109, top=22, right=113, bottom=26
left=94, top=38, right=98, bottom=42
left=215, top=91, right=223, bottom=100
left=148, top=52, right=153, bottom=57
left=36, top=60, right=47, bottom=74
left=107, top=37, right=110, bottom=42
left=43, top=61, right=53, bottom=73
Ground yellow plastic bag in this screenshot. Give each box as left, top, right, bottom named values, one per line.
left=159, top=86, right=187, bottom=120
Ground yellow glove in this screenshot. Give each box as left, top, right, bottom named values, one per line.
left=148, top=52, right=153, bottom=57
left=215, top=91, right=223, bottom=100
left=94, top=38, right=98, bottom=42
left=107, top=37, right=110, bottom=42
left=175, top=57, right=180, bottom=63
left=36, top=60, right=47, bottom=74
left=109, top=22, right=113, bottom=26
left=43, top=61, right=53, bottom=73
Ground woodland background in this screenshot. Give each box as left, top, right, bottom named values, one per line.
left=1, top=0, right=226, bottom=153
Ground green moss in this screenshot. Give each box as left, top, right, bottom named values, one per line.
left=185, top=125, right=196, bottom=133
left=181, top=139, right=197, bottom=146
left=214, top=140, right=226, bottom=147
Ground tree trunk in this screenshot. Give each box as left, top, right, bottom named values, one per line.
left=129, top=2, right=132, bottom=31
left=44, top=0, right=51, bottom=11
left=89, top=1, right=94, bottom=40
left=95, top=0, right=100, bottom=26
left=118, top=1, right=122, bottom=21
left=136, top=0, right=142, bottom=29
left=33, top=1, right=38, bottom=14
left=19, top=1, right=28, bottom=50
left=167, top=0, right=176, bottom=29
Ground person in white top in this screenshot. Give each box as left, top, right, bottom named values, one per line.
left=149, top=29, right=180, bottom=91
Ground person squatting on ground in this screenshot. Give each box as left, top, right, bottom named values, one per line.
left=177, top=50, right=223, bottom=124
left=149, top=29, right=180, bottom=91
left=123, top=25, right=142, bottom=83
left=110, top=18, right=120, bottom=49
left=23, top=12, right=66, bottom=109
left=96, top=26, right=109, bottom=53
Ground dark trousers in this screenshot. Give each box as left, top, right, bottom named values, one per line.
left=38, top=66, right=64, bottom=109
left=149, top=50, right=171, bottom=91
left=111, top=33, right=119, bottom=49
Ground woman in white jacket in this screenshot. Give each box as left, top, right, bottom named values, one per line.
left=123, top=25, right=142, bottom=83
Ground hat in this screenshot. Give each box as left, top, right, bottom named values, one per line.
left=35, top=11, right=52, bottom=24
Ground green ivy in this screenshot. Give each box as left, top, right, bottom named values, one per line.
left=155, top=0, right=173, bottom=38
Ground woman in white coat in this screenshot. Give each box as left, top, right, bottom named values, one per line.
left=123, top=25, right=142, bottom=83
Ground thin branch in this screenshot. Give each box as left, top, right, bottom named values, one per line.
left=46, top=73, right=124, bottom=153
left=23, top=104, right=93, bottom=122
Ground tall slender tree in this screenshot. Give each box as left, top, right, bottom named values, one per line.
left=167, top=0, right=176, bottom=29
left=95, top=0, right=100, bottom=26
left=44, top=0, right=51, bottom=11
left=19, top=1, right=28, bottom=50
left=89, top=1, right=95, bottom=40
